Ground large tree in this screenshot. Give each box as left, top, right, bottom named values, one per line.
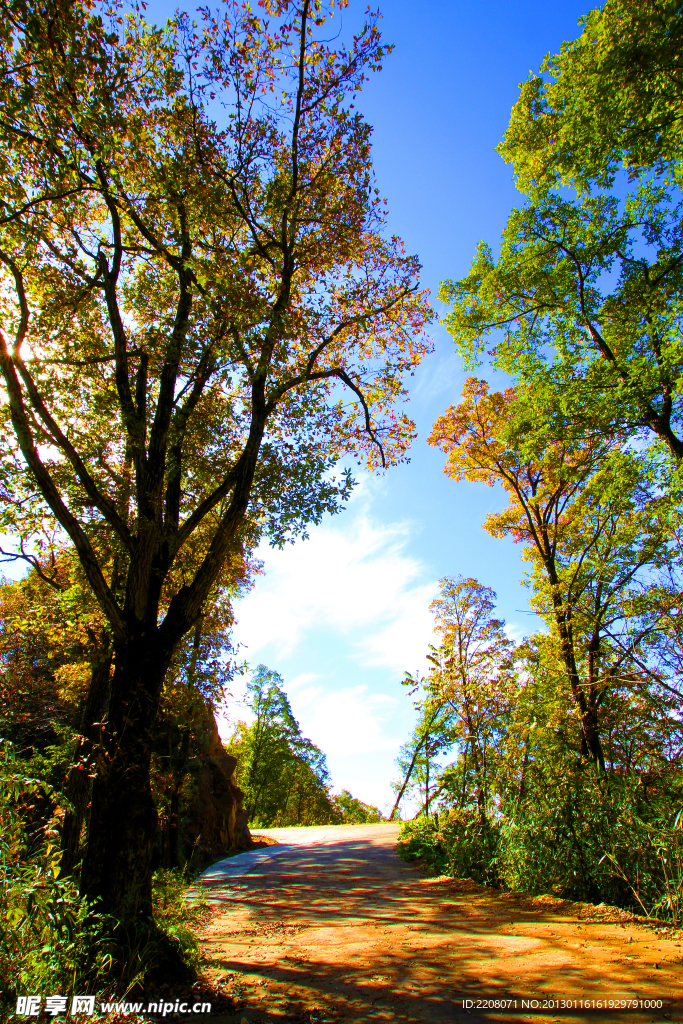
left=425, top=576, right=514, bottom=814
left=391, top=577, right=513, bottom=819
left=429, top=380, right=669, bottom=771
left=227, top=665, right=334, bottom=827
left=0, top=0, right=431, bottom=919
left=440, top=0, right=683, bottom=465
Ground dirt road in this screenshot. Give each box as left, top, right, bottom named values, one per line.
left=195, top=823, right=681, bottom=1024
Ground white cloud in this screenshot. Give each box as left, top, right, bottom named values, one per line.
left=357, top=583, right=435, bottom=674
left=216, top=676, right=402, bottom=760
left=290, top=684, right=399, bottom=756
left=284, top=672, right=320, bottom=693
left=219, top=503, right=436, bottom=797
left=412, top=341, right=464, bottom=404
left=504, top=620, right=531, bottom=645
left=233, top=513, right=438, bottom=674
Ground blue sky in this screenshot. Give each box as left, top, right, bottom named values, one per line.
left=207, top=0, right=592, bottom=813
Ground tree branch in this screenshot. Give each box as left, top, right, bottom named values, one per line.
left=0, top=541, right=64, bottom=591
left=0, top=330, right=125, bottom=641
left=0, top=248, right=134, bottom=551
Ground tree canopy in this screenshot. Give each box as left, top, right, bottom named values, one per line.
left=430, top=379, right=673, bottom=770
left=501, top=0, right=683, bottom=193
left=227, top=666, right=334, bottom=827
left=226, top=666, right=384, bottom=826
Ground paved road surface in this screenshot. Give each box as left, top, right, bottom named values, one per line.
left=192, top=823, right=681, bottom=1024
left=201, top=823, right=405, bottom=887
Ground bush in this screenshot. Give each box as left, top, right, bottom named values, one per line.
left=397, top=816, right=447, bottom=873
left=151, top=868, right=207, bottom=973
left=398, top=766, right=683, bottom=925
left=397, top=810, right=500, bottom=886
left=397, top=761, right=683, bottom=921
left=0, top=744, right=117, bottom=1013
left=500, top=766, right=683, bottom=919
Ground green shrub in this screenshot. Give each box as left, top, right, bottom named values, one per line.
left=442, top=809, right=500, bottom=886
left=397, top=816, right=448, bottom=873
left=0, top=744, right=117, bottom=1013
left=397, top=810, right=500, bottom=885
left=397, top=768, right=683, bottom=924
left=151, top=868, right=207, bottom=973
left=500, top=766, right=683, bottom=919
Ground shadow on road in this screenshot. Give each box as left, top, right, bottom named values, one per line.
left=189, top=824, right=680, bottom=1024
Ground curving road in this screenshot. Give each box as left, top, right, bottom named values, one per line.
left=201, top=823, right=405, bottom=888
left=194, top=823, right=681, bottom=1024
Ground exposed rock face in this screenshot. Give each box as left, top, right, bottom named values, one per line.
left=183, top=701, right=253, bottom=863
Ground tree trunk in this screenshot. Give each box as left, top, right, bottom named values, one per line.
left=61, top=648, right=113, bottom=876
left=80, top=634, right=170, bottom=919
left=548, top=583, right=606, bottom=774
left=167, top=727, right=190, bottom=869
left=424, top=731, right=430, bottom=816
left=581, top=705, right=605, bottom=774
left=515, top=736, right=530, bottom=815
left=389, top=734, right=426, bottom=821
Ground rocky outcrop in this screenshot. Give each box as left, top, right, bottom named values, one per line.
left=182, top=701, right=253, bottom=864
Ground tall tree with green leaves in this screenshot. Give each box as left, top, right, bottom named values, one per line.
left=330, top=789, right=383, bottom=823
left=227, top=666, right=334, bottom=826
left=440, top=0, right=683, bottom=465
left=391, top=577, right=514, bottom=819
left=425, top=576, right=514, bottom=813
left=0, top=0, right=432, bottom=920
left=503, top=0, right=683, bottom=194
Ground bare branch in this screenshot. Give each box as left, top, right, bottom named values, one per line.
left=0, top=542, right=64, bottom=591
